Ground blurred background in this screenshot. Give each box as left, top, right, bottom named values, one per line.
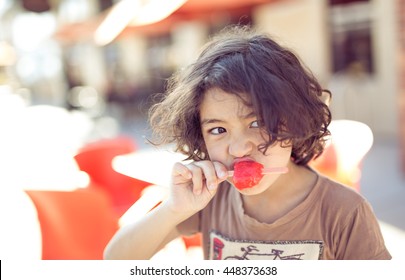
left=0, top=0, right=404, bottom=260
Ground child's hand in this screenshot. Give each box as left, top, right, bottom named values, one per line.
left=167, top=160, right=228, bottom=215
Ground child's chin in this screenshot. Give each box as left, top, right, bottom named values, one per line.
left=237, top=188, right=257, bottom=195
left=231, top=183, right=262, bottom=195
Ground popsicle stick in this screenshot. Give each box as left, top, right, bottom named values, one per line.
left=262, top=166, right=289, bottom=174
left=227, top=166, right=288, bottom=177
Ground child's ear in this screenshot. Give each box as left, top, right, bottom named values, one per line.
left=201, top=145, right=209, bottom=160
left=320, top=90, right=331, bottom=107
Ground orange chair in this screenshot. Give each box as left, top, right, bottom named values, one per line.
left=73, top=136, right=151, bottom=216
left=182, top=233, right=202, bottom=249
left=25, top=187, right=119, bottom=260
left=310, top=120, right=374, bottom=191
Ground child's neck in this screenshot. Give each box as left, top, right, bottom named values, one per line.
left=241, top=163, right=317, bottom=224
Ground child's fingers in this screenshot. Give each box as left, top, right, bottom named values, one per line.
left=172, top=162, right=192, bottom=182
left=187, top=164, right=205, bottom=195
left=172, top=161, right=227, bottom=195
left=172, top=162, right=204, bottom=194
left=212, top=161, right=229, bottom=182
left=192, top=161, right=222, bottom=193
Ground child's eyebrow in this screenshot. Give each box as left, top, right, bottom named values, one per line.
left=200, top=112, right=257, bottom=126
left=242, top=111, right=257, bottom=119
left=200, top=118, right=224, bottom=126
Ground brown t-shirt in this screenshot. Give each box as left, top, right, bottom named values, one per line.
left=178, top=173, right=391, bottom=260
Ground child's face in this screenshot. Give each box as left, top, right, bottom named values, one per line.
left=200, top=87, right=292, bottom=195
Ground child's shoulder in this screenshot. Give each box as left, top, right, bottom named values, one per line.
left=315, top=174, right=366, bottom=210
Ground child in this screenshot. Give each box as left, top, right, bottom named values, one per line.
left=104, top=26, right=391, bottom=260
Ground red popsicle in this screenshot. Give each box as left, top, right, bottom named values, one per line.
left=230, top=161, right=288, bottom=190
left=232, top=161, right=263, bottom=190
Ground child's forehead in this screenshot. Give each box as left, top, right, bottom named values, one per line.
left=200, top=88, right=255, bottom=118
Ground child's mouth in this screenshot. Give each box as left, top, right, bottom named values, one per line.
left=229, top=160, right=289, bottom=190
left=231, top=161, right=264, bottom=190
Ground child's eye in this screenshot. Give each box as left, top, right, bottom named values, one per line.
left=209, top=127, right=227, bottom=135
left=250, top=120, right=260, bottom=128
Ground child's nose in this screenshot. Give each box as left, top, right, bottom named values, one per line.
left=228, top=135, right=254, bottom=158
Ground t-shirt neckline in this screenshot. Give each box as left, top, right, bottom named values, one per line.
left=232, top=172, right=322, bottom=228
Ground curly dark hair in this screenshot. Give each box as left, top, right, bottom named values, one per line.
left=149, top=25, right=331, bottom=165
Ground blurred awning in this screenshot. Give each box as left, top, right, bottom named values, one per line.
left=53, top=0, right=275, bottom=45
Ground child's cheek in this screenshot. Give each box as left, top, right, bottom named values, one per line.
left=205, top=143, right=227, bottom=164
